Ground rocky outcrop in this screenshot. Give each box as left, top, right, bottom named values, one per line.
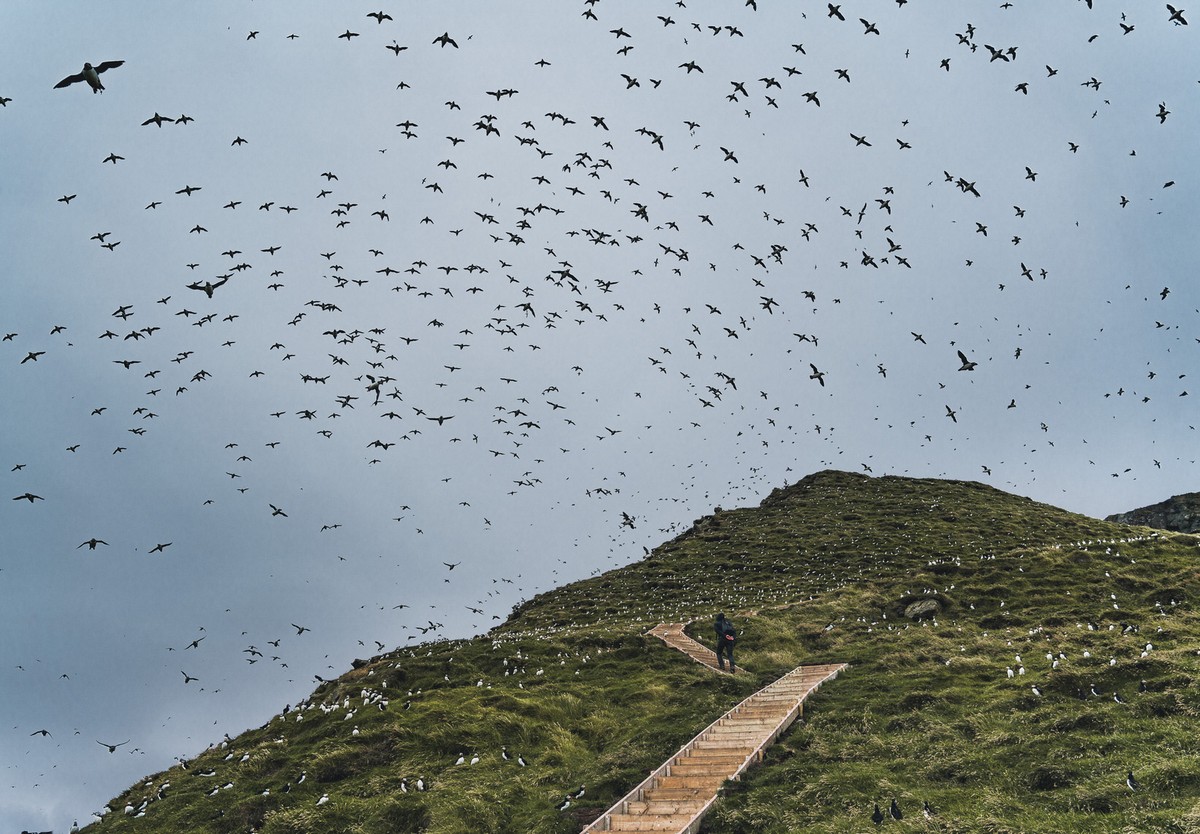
left=1106, top=492, right=1200, bottom=533
left=903, top=599, right=942, bottom=621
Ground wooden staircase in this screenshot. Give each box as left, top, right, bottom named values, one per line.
left=646, top=622, right=743, bottom=674
left=581, top=624, right=846, bottom=834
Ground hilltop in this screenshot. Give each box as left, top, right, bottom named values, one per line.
left=82, top=471, right=1200, bottom=833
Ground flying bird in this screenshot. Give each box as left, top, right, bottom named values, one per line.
left=55, top=60, right=124, bottom=93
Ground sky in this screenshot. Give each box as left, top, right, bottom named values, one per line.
left=1, top=1, right=1197, bottom=829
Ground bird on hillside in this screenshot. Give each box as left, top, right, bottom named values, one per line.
left=871, top=803, right=885, bottom=824
left=55, top=61, right=124, bottom=93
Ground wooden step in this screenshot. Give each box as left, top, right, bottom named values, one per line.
left=623, top=799, right=708, bottom=816
left=604, top=814, right=699, bottom=831
left=691, top=739, right=756, bottom=751
left=646, top=787, right=713, bottom=801
left=667, top=765, right=740, bottom=778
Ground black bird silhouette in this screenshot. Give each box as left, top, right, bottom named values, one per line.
left=55, top=60, right=124, bottom=93
left=97, top=739, right=129, bottom=753
left=187, top=277, right=229, bottom=298
left=871, top=803, right=884, bottom=824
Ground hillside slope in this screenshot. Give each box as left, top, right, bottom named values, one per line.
left=82, top=471, right=1200, bottom=833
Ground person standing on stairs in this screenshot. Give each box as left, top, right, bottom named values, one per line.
left=714, top=613, right=737, bottom=672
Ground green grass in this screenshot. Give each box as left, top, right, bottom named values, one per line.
left=82, top=471, right=1200, bottom=833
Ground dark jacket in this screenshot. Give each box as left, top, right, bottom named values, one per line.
left=715, top=615, right=736, bottom=644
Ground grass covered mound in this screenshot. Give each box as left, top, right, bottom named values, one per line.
left=702, top=533, right=1200, bottom=834
left=83, top=471, right=1200, bottom=833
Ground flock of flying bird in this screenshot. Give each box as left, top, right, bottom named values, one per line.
left=3, top=1, right=1197, bottom=829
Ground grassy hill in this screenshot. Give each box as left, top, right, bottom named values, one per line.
left=82, top=471, right=1200, bottom=833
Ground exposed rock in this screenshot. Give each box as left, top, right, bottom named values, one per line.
left=904, top=599, right=942, bottom=620
left=1106, top=492, right=1200, bottom=533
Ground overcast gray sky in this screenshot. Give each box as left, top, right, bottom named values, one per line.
left=2, top=1, right=1197, bottom=829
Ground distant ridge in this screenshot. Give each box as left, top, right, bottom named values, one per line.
left=1106, top=491, right=1200, bottom=533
